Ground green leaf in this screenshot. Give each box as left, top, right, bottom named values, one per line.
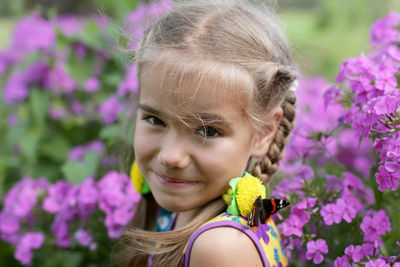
left=65, top=56, right=95, bottom=83
left=62, top=160, right=87, bottom=184
left=5, top=124, right=28, bottom=149
left=82, top=151, right=100, bottom=178
left=39, top=136, right=71, bottom=162
left=29, top=89, right=50, bottom=125
left=61, top=151, right=100, bottom=184
left=76, top=21, right=103, bottom=50
left=99, top=124, right=120, bottom=139
left=20, top=132, right=39, bottom=160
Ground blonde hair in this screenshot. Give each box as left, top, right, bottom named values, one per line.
left=117, top=0, right=297, bottom=266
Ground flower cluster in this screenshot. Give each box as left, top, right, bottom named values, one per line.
left=98, top=171, right=140, bottom=238
left=0, top=178, right=48, bottom=264
left=0, top=172, right=140, bottom=264
left=274, top=11, right=400, bottom=266
left=326, top=12, right=400, bottom=192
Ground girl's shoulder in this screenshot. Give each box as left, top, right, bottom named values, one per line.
left=179, top=212, right=288, bottom=267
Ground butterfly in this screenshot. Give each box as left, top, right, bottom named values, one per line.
left=247, top=196, right=290, bottom=231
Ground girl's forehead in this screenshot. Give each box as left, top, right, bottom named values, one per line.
left=139, top=62, right=252, bottom=116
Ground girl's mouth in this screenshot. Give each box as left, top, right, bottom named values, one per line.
left=154, top=172, right=198, bottom=189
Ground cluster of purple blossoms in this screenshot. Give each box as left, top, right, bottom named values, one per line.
left=274, top=12, right=400, bottom=266
left=327, top=12, right=400, bottom=192
left=333, top=210, right=391, bottom=266
left=124, top=0, right=171, bottom=49
left=1, top=12, right=128, bottom=126
left=284, top=77, right=375, bottom=177
left=0, top=173, right=140, bottom=264
left=0, top=178, right=48, bottom=264
left=305, top=239, right=328, bottom=264
left=43, top=179, right=97, bottom=248
left=98, top=171, right=140, bottom=238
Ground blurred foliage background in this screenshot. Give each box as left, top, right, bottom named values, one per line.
left=0, top=0, right=400, bottom=80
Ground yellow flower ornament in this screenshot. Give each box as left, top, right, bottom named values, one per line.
left=130, top=161, right=151, bottom=194
left=223, top=172, right=290, bottom=231
left=223, top=172, right=266, bottom=218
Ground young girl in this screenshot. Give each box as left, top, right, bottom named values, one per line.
left=119, top=0, right=297, bottom=266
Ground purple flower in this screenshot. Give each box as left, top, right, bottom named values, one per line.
left=84, top=77, right=100, bottom=92
left=12, top=13, right=55, bottom=55
left=49, top=106, right=66, bottom=120
left=72, top=42, right=87, bottom=59
left=370, top=12, right=400, bottom=46
left=98, top=171, right=140, bottom=238
left=44, top=61, right=76, bottom=93
left=71, top=100, right=85, bottom=115
left=320, top=203, right=342, bottom=225
left=74, top=229, right=93, bottom=247
left=98, top=95, right=123, bottom=125
left=365, top=259, right=391, bottom=267
left=376, top=165, right=399, bottom=191
left=117, top=64, right=138, bottom=96
left=68, top=145, right=86, bottom=161
left=362, top=238, right=382, bottom=257
left=334, top=255, right=351, bottom=267
left=0, top=178, right=48, bottom=242
left=3, top=71, right=30, bottom=104
left=336, top=198, right=357, bottom=223
left=51, top=218, right=72, bottom=248
left=296, top=197, right=317, bottom=210
left=305, top=239, right=328, bottom=264
left=14, top=232, right=45, bottom=265
left=360, top=210, right=391, bottom=243
left=77, top=178, right=98, bottom=219
left=282, top=215, right=304, bottom=237
left=124, top=0, right=171, bottom=49
left=344, top=245, right=364, bottom=262
left=86, top=140, right=105, bottom=155
left=53, top=15, right=86, bottom=36
left=374, top=95, right=400, bottom=115
left=43, top=181, right=71, bottom=213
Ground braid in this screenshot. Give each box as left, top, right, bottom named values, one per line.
left=250, top=90, right=296, bottom=183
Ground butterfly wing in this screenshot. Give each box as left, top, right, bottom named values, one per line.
left=247, top=198, right=290, bottom=231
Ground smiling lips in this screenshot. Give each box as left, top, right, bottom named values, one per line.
left=154, top=172, right=198, bottom=189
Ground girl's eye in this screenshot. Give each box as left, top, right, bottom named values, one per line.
left=196, top=126, right=220, bottom=138
left=144, top=116, right=166, bottom=127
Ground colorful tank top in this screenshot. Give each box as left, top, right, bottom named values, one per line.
left=149, top=209, right=288, bottom=267
left=178, top=211, right=288, bottom=267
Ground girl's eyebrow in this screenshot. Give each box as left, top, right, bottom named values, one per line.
left=138, top=104, right=162, bottom=116
left=138, top=103, right=231, bottom=126
left=192, top=113, right=232, bottom=126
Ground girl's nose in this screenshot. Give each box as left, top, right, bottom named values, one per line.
left=157, top=133, right=190, bottom=169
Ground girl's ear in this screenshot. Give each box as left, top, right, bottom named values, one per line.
left=250, top=107, right=283, bottom=158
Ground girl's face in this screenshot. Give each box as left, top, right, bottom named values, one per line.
left=134, top=65, right=277, bottom=214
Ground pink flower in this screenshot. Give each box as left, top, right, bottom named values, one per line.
left=98, top=95, right=123, bottom=125
left=374, top=95, right=400, bottom=115
left=14, top=232, right=45, bottom=265
left=334, top=255, right=351, bottom=267
left=336, top=198, right=357, bottom=223
left=84, top=77, right=100, bottom=92
left=282, top=215, right=303, bottom=237
left=320, top=203, right=342, bottom=225
left=376, top=165, right=399, bottom=191
left=360, top=210, right=391, bottom=243
left=345, top=245, right=364, bottom=262
left=305, top=239, right=328, bottom=264
left=365, top=259, right=391, bottom=267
